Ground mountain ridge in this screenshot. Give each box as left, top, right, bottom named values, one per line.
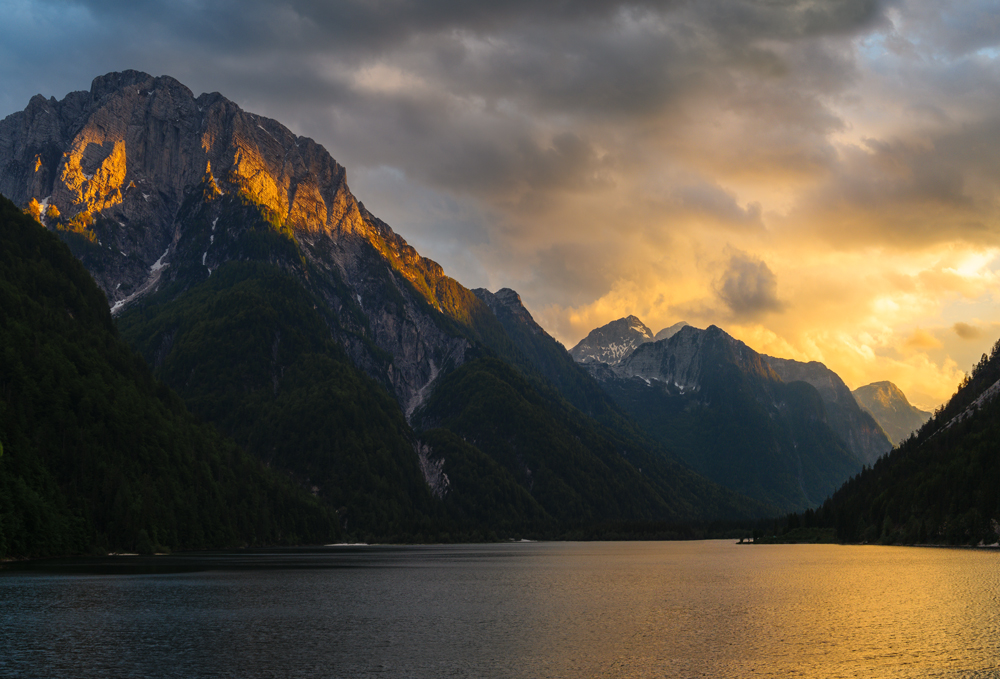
left=569, top=315, right=690, bottom=365
left=0, top=70, right=496, bottom=413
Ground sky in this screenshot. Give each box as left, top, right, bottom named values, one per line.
left=3, top=0, right=1000, bottom=409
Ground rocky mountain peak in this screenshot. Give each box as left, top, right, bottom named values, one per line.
left=1, top=71, right=370, bottom=288
left=856, top=380, right=905, bottom=408
left=473, top=287, right=545, bottom=336
left=853, top=380, right=931, bottom=446
left=569, top=315, right=655, bottom=365
left=765, top=357, right=842, bottom=403
left=620, top=324, right=781, bottom=394
left=583, top=322, right=864, bottom=510
left=0, top=72, right=483, bottom=412
left=494, top=287, right=524, bottom=307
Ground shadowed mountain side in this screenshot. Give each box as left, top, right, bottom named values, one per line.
left=473, top=287, right=644, bottom=425
left=654, top=322, right=689, bottom=342
left=764, top=357, right=892, bottom=465
left=117, top=261, right=447, bottom=540
left=584, top=325, right=863, bottom=512
left=0, top=195, right=337, bottom=558
left=852, top=381, right=931, bottom=446
left=412, top=356, right=774, bottom=524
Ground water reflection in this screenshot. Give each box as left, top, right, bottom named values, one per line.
left=1, top=541, right=997, bottom=677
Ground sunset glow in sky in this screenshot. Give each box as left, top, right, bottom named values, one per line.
left=3, top=0, right=1000, bottom=408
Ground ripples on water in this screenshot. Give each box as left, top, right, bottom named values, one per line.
left=1, top=541, right=997, bottom=678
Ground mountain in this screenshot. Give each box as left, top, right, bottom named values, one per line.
left=581, top=325, right=863, bottom=511
left=763, top=357, right=892, bottom=465
left=654, top=321, right=688, bottom=342
left=467, top=289, right=770, bottom=522
left=795, top=340, right=1000, bottom=545
left=473, top=287, right=644, bottom=424
left=0, top=195, right=337, bottom=558
left=568, top=316, right=688, bottom=365
left=0, top=70, right=477, bottom=415
left=0, top=71, right=769, bottom=537
left=852, top=381, right=931, bottom=446
left=569, top=315, right=654, bottom=364
left=412, top=355, right=767, bottom=526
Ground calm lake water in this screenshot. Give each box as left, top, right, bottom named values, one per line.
left=1, top=540, right=997, bottom=678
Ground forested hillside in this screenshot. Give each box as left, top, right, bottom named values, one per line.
left=413, top=356, right=771, bottom=525
left=785, top=339, right=1000, bottom=545
left=0, top=195, right=338, bottom=558
left=118, top=259, right=450, bottom=540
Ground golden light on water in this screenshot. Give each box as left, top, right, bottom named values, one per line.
left=517, top=542, right=1000, bottom=677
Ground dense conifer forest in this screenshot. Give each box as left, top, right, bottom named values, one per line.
left=0, top=196, right=338, bottom=558
left=776, top=338, right=1000, bottom=546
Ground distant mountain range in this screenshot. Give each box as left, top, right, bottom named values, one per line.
left=762, top=357, right=891, bottom=466
left=568, top=314, right=971, bottom=513
left=578, top=323, right=874, bottom=511
left=1, top=70, right=959, bottom=551
left=0, top=71, right=769, bottom=553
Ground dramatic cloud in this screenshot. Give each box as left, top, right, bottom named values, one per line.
left=1, top=0, right=998, bottom=407
left=717, top=251, right=787, bottom=320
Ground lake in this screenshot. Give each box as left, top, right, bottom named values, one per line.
left=1, top=540, right=997, bottom=677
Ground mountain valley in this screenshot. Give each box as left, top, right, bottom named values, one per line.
left=0, top=72, right=777, bottom=553
left=1, top=70, right=983, bottom=553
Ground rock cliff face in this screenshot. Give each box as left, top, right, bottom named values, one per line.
left=571, top=317, right=892, bottom=467
left=1, top=72, right=363, bottom=298
left=473, top=286, right=642, bottom=425
left=765, top=357, right=893, bottom=465
left=0, top=70, right=481, bottom=412
left=852, top=381, right=931, bottom=446
left=474, top=288, right=545, bottom=336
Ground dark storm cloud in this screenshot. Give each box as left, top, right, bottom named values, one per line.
left=716, top=251, right=787, bottom=319
left=0, top=0, right=888, bottom=121
left=31, top=0, right=883, bottom=52
left=0, top=0, right=890, bottom=207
